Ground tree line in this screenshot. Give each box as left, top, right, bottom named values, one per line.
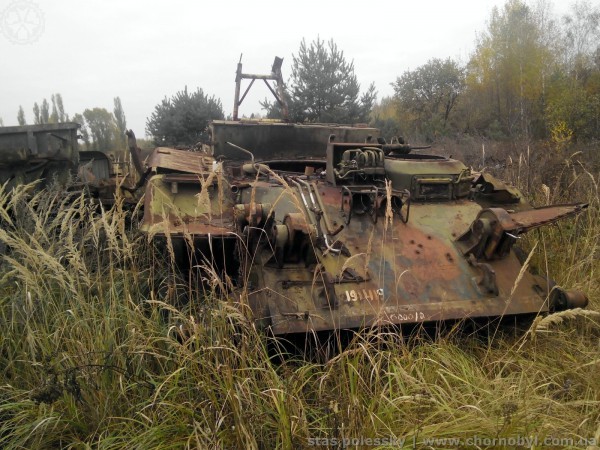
left=148, top=0, right=599, bottom=147
left=16, top=95, right=128, bottom=154
left=378, top=0, right=600, bottom=144
left=8, top=0, right=597, bottom=150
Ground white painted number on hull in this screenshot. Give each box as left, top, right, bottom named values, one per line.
left=389, top=312, right=426, bottom=322
left=344, top=288, right=384, bottom=302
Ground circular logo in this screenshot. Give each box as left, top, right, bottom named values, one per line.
left=1, top=1, right=44, bottom=44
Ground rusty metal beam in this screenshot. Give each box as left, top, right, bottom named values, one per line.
left=237, top=78, right=256, bottom=106
left=233, top=55, right=289, bottom=121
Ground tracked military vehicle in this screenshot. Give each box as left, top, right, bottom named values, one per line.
left=138, top=58, right=588, bottom=336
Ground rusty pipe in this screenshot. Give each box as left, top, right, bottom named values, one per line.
left=562, top=289, right=589, bottom=309
left=297, top=177, right=317, bottom=209
left=289, top=177, right=310, bottom=213
left=550, top=286, right=589, bottom=311
left=226, top=141, right=254, bottom=163
left=290, top=177, right=340, bottom=254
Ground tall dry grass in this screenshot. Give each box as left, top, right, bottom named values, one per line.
left=500, top=144, right=600, bottom=308
left=0, top=157, right=598, bottom=449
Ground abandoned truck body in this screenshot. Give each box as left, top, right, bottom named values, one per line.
left=0, top=122, right=136, bottom=203
left=139, top=120, right=588, bottom=335
left=0, top=122, right=80, bottom=189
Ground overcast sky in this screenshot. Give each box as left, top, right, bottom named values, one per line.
left=0, top=0, right=578, bottom=136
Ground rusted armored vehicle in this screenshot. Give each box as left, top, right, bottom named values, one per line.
left=138, top=59, right=588, bottom=336
left=139, top=124, right=589, bottom=335
left=0, top=122, right=136, bottom=204
left=0, top=122, right=80, bottom=189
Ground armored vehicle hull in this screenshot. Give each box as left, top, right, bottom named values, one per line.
left=0, top=122, right=80, bottom=188
left=0, top=123, right=138, bottom=206
left=140, top=121, right=588, bottom=336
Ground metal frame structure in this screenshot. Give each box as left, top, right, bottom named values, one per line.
left=233, top=55, right=289, bottom=121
